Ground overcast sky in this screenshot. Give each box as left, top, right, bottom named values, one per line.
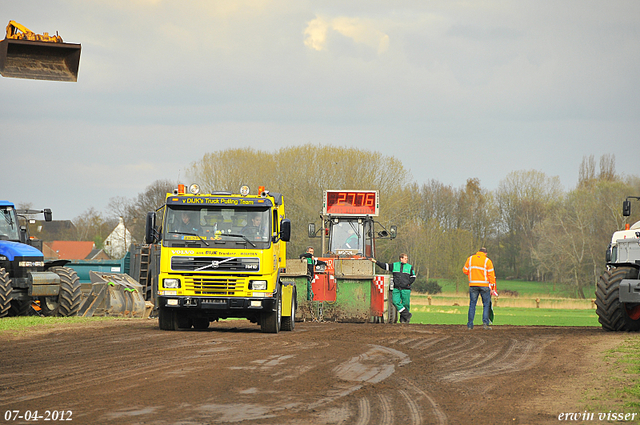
left=2, top=1, right=639, bottom=220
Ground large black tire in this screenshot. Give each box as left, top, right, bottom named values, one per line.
left=388, top=297, right=398, bottom=324
left=261, top=289, right=282, bottom=333
left=158, top=306, right=175, bottom=330
left=281, top=288, right=296, bottom=332
left=8, top=299, right=32, bottom=317
left=596, top=267, right=640, bottom=332
left=0, top=268, right=12, bottom=318
left=158, top=306, right=192, bottom=330
left=40, top=266, right=83, bottom=317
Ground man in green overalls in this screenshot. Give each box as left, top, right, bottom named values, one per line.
left=300, top=246, right=326, bottom=301
left=371, top=253, right=416, bottom=323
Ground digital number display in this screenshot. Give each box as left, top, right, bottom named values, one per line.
left=324, top=190, right=379, bottom=216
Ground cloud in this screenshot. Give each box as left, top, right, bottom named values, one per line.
left=304, top=15, right=389, bottom=55
left=304, top=16, right=329, bottom=51
left=2, top=0, right=640, bottom=221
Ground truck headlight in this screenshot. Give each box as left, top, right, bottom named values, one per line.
left=163, top=278, right=181, bottom=289
left=250, top=280, right=267, bottom=290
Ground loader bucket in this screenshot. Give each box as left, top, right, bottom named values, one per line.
left=78, top=271, right=151, bottom=318
left=0, top=38, right=80, bottom=81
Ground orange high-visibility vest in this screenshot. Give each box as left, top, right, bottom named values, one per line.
left=463, top=251, right=496, bottom=288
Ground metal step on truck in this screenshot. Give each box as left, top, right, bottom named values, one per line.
left=145, top=184, right=294, bottom=333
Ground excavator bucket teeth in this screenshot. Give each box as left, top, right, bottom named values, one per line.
left=0, top=38, right=80, bottom=82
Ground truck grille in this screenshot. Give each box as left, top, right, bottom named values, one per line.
left=171, top=256, right=260, bottom=273
left=184, top=277, right=248, bottom=296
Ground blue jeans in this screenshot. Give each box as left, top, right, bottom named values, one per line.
left=468, top=286, right=491, bottom=328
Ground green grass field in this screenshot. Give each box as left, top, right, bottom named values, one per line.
left=0, top=316, right=111, bottom=333
left=0, top=309, right=600, bottom=332
left=432, top=278, right=579, bottom=298
left=410, top=305, right=600, bottom=327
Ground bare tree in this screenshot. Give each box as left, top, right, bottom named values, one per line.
left=72, top=207, right=115, bottom=247
left=107, top=180, right=177, bottom=243
left=598, top=154, right=616, bottom=182
left=495, top=170, right=563, bottom=280
left=186, top=144, right=412, bottom=257
left=578, top=155, right=596, bottom=187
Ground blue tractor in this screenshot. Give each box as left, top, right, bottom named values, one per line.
left=0, top=200, right=82, bottom=317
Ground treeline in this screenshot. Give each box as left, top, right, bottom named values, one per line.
left=70, top=146, right=639, bottom=298
left=56, top=180, right=177, bottom=249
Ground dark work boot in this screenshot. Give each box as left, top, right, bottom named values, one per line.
left=400, top=310, right=412, bottom=323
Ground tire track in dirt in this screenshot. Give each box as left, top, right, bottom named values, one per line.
left=399, top=389, right=423, bottom=425
left=438, top=335, right=558, bottom=383
left=402, top=378, right=448, bottom=425
left=387, top=332, right=559, bottom=384
left=1, top=321, right=611, bottom=425
left=377, top=394, right=394, bottom=425
left=0, top=327, right=294, bottom=406
left=354, top=397, right=371, bottom=425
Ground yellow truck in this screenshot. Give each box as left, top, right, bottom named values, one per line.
left=145, top=184, right=294, bottom=333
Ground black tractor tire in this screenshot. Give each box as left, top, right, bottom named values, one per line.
left=158, top=306, right=175, bottom=330
left=596, top=267, right=640, bottom=332
left=388, top=298, right=398, bottom=324
left=158, top=306, right=192, bottom=330
left=8, top=299, right=32, bottom=317
left=40, top=266, right=83, bottom=317
left=281, top=288, right=296, bottom=332
left=0, top=268, right=12, bottom=318
left=261, top=288, right=282, bottom=334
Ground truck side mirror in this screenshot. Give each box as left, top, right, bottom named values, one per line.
left=43, top=209, right=52, bottom=222
left=623, top=200, right=631, bottom=217
left=280, top=218, right=291, bottom=242
left=308, top=223, right=316, bottom=238
left=145, top=212, right=157, bottom=244
left=389, top=225, right=397, bottom=239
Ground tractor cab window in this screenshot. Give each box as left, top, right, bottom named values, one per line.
left=163, top=206, right=271, bottom=248
left=0, top=207, right=20, bottom=241
left=330, top=220, right=364, bottom=255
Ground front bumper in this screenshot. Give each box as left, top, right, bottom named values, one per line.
left=157, top=295, right=277, bottom=312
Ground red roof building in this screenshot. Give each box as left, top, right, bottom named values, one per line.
left=43, top=241, right=110, bottom=260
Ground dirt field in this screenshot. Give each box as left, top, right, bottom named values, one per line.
left=0, top=320, right=630, bottom=425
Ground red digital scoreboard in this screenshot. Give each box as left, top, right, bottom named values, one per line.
left=323, top=190, right=379, bottom=216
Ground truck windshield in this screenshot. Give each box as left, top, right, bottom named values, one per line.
left=163, top=206, right=271, bottom=248
left=0, top=207, right=20, bottom=241
left=330, top=220, right=364, bottom=255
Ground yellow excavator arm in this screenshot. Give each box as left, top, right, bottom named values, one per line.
left=6, top=20, right=63, bottom=43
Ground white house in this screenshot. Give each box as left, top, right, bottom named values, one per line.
left=104, top=217, right=136, bottom=259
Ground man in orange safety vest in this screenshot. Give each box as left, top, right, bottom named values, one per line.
left=463, top=247, right=498, bottom=330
